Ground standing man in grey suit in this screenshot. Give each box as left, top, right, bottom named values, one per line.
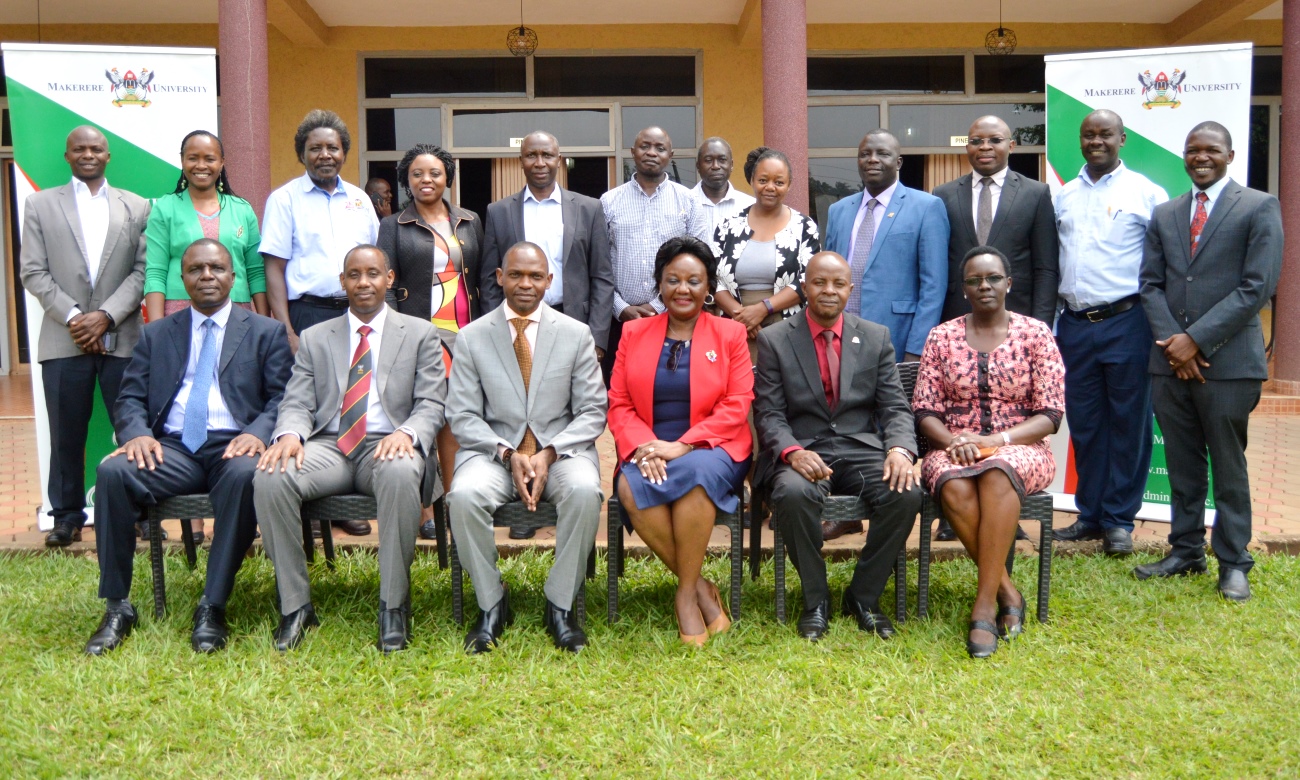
left=447, top=242, right=607, bottom=655
left=255, top=245, right=446, bottom=653
left=1135, top=121, right=1283, bottom=602
left=931, top=115, right=1058, bottom=543
left=19, top=125, right=149, bottom=548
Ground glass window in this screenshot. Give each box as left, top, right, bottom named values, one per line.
left=535, top=56, right=695, bottom=98
left=621, top=157, right=698, bottom=187
left=808, top=105, right=881, bottom=149
left=808, top=157, right=860, bottom=229
left=620, top=106, right=697, bottom=149
left=1249, top=104, right=1270, bottom=192
left=974, top=55, right=1045, bottom=94
left=366, top=108, right=442, bottom=152
left=364, top=57, right=526, bottom=99
left=452, top=108, right=610, bottom=149
left=367, top=161, right=399, bottom=208
left=889, top=102, right=1044, bottom=148
left=1253, top=55, right=1281, bottom=96
left=808, top=56, right=964, bottom=95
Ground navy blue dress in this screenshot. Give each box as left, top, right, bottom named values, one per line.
left=620, top=339, right=750, bottom=513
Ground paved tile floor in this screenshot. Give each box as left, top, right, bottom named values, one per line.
left=2, top=374, right=1297, bottom=561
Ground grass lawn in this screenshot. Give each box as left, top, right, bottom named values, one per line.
left=1, top=547, right=1298, bottom=778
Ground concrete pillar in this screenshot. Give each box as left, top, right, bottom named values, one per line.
left=1276, top=0, right=1300, bottom=392
left=218, top=0, right=272, bottom=221
left=761, top=0, right=809, bottom=214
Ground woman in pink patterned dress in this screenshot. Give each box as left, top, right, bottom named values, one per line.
left=913, top=246, right=1065, bottom=659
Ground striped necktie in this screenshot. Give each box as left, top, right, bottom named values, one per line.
left=846, top=198, right=878, bottom=316
left=337, top=325, right=373, bottom=456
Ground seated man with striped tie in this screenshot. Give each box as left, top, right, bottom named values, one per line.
left=254, top=244, right=446, bottom=653
left=86, top=239, right=293, bottom=655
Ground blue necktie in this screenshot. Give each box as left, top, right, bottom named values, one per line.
left=182, top=319, right=217, bottom=453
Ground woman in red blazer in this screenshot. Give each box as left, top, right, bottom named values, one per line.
left=608, top=236, right=754, bottom=647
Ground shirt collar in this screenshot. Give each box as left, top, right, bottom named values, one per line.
left=347, top=303, right=388, bottom=335
left=1196, top=175, right=1232, bottom=205
left=861, top=180, right=898, bottom=210
left=806, top=309, right=844, bottom=340
left=71, top=177, right=110, bottom=199
left=976, top=167, right=1009, bottom=187
left=523, top=184, right=562, bottom=205
left=504, top=302, right=543, bottom=324
left=1076, top=159, right=1127, bottom=188
left=692, top=181, right=738, bottom=204
left=190, top=299, right=233, bottom=331
left=300, top=171, right=343, bottom=195
left=629, top=174, right=671, bottom=196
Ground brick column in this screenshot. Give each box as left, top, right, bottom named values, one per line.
left=761, top=0, right=809, bottom=214
left=218, top=0, right=272, bottom=220
left=1276, top=0, right=1300, bottom=393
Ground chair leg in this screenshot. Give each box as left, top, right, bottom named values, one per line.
left=320, top=519, right=336, bottom=571
left=607, top=498, right=621, bottom=625
left=576, top=581, right=587, bottom=628
left=773, top=518, right=787, bottom=624
left=450, top=533, right=464, bottom=626
left=300, top=514, right=315, bottom=564
left=918, top=501, right=933, bottom=620
left=728, top=514, right=742, bottom=621
left=149, top=514, right=167, bottom=620
left=434, top=498, right=448, bottom=570
left=180, top=518, right=197, bottom=569
left=1037, top=512, right=1053, bottom=624
left=586, top=543, right=597, bottom=581
left=894, top=546, right=907, bottom=624
left=749, top=498, right=762, bottom=582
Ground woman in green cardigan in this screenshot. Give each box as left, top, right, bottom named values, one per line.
left=145, top=130, right=268, bottom=321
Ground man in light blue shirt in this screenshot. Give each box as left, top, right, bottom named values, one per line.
left=1052, top=109, right=1168, bottom=555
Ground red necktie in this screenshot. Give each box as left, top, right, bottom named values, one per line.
left=337, top=325, right=373, bottom=456
left=1190, top=191, right=1209, bottom=256
left=822, top=330, right=840, bottom=410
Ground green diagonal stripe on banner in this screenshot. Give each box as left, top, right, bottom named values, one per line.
left=1047, top=85, right=1190, bottom=197
left=5, top=77, right=179, bottom=194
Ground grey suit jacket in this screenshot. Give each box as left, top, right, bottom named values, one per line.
left=18, top=182, right=149, bottom=361
left=274, top=305, right=447, bottom=456
left=447, top=302, right=607, bottom=471
left=479, top=187, right=616, bottom=350
left=934, top=170, right=1059, bottom=324
left=1140, top=178, right=1283, bottom=381
left=753, top=312, right=917, bottom=488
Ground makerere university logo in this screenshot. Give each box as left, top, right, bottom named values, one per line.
left=1139, top=69, right=1186, bottom=110
left=106, top=67, right=154, bottom=107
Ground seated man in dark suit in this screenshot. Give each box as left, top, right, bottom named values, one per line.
left=85, top=239, right=292, bottom=655
left=754, top=251, right=921, bottom=641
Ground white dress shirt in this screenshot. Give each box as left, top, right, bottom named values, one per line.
left=692, top=181, right=757, bottom=241
left=522, top=185, right=565, bottom=306
left=971, top=166, right=1009, bottom=229
left=163, top=301, right=240, bottom=436
left=1191, top=175, right=1231, bottom=222
left=848, top=180, right=899, bottom=261
left=71, top=177, right=111, bottom=288
left=326, top=305, right=396, bottom=436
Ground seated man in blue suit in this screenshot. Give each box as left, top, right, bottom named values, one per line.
left=824, top=130, right=949, bottom=365
left=85, top=239, right=293, bottom=656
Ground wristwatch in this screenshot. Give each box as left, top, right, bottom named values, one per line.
left=500, top=447, right=516, bottom=465
left=888, top=446, right=916, bottom=464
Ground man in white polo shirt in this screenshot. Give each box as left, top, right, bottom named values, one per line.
left=691, top=137, right=755, bottom=241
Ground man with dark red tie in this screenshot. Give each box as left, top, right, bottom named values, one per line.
left=254, top=245, right=445, bottom=653
left=753, top=252, right=921, bottom=642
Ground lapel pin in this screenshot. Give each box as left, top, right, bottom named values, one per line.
left=852, top=336, right=861, bottom=344
left=887, top=212, right=895, bottom=218
left=235, top=226, right=244, bottom=238
left=706, top=350, right=718, bottom=363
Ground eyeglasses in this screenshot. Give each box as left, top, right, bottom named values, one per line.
left=966, top=136, right=1008, bottom=147
left=962, top=274, right=1007, bottom=287
left=667, top=339, right=688, bottom=371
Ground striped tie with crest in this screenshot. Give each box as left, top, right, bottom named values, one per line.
left=337, top=325, right=373, bottom=456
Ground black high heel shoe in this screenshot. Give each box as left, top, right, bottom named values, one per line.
left=967, top=620, right=1000, bottom=659
left=997, top=590, right=1026, bottom=641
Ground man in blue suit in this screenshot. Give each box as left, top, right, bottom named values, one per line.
left=824, top=129, right=949, bottom=363
left=85, top=239, right=293, bottom=656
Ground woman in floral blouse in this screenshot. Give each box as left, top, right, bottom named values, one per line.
left=913, top=246, right=1065, bottom=660
left=710, top=147, right=820, bottom=364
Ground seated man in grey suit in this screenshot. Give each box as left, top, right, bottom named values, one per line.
left=447, top=242, right=607, bottom=654
left=754, top=252, right=921, bottom=642
left=255, top=245, right=445, bottom=653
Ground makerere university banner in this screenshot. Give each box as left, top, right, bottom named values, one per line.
left=1, top=43, right=217, bottom=529
left=1044, top=43, right=1252, bottom=522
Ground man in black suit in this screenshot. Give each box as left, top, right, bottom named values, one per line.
left=754, top=251, right=921, bottom=641
left=84, top=239, right=293, bottom=655
left=1136, top=121, right=1283, bottom=602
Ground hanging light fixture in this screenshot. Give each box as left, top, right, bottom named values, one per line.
left=506, top=0, right=538, bottom=57
left=984, top=0, right=1017, bottom=55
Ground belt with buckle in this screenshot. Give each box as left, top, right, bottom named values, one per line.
left=1066, top=294, right=1139, bottom=323
left=296, top=294, right=351, bottom=309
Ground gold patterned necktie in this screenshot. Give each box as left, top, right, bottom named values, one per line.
left=511, top=317, right=538, bottom=456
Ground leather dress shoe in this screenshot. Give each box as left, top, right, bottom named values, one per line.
left=1218, top=568, right=1251, bottom=602
left=419, top=519, right=439, bottom=540
left=934, top=519, right=957, bottom=542
left=45, top=522, right=82, bottom=547
left=191, top=603, right=229, bottom=653
left=1054, top=522, right=1104, bottom=543
left=378, top=601, right=410, bottom=653
left=1133, top=553, right=1208, bottom=580
left=273, top=604, right=319, bottom=651
left=1103, top=527, right=1134, bottom=557
left=509, top=525, right=537, bottom=540
left=821, top=520, right=863, bottom=541
left=85, top=603, right=138, bottom=656
left=543, top=600, right=587, bottom=653
left=841, top=590, right=895, bottom=639
left=464, top=591, right=513, bottom=654
left=336, top=519, right=372, bottom=536
left=797, top=598, right=831, bottom=641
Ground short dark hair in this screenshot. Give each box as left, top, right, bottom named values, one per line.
left=344, top=243, right=391, bottom=272
left=743, top=146, right=792, bottom=184
left=294, top=109, right=351, bottom=160
left=653, top=236, right=717, bottom=293
left=397, top=144, right=457, bottom=200
left=183, top=237, right=233, bottom=263
left=959, top=245, right=1011, bottom=277
left=697, top=137, right=732, bottom=161
left=1188, top=120, right=1232, bottom=150
left=503, top=241, right=548, bottom=271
